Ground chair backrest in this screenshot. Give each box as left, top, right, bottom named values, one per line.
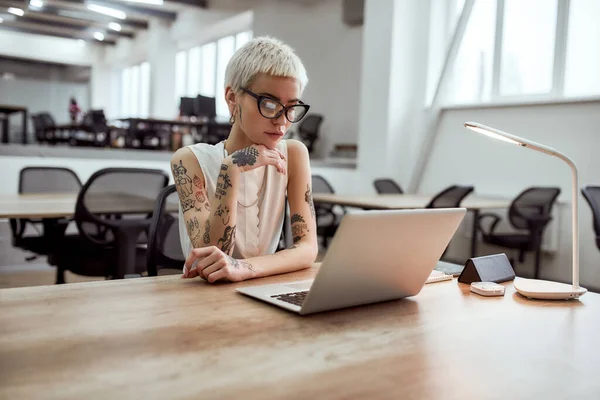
left=37, top=112, right=56, bottom=129
left=297, top=114, right=323, bottom=153
left=312, top=174, right=335, bottom=213
left=30, top=114, right=46, bottom=142
left=75, top=168, right=169, bottom=246
left=508, top=187, right=561, bottom=231
left=426, top=185, right=474, bottom=208
left=147, top=185, right=185, bottom=276
left=582, top=186, right=600, bottom=238
left=373, top=178, right=403, bottom=194
left=19, top=167, right=82, bottom=194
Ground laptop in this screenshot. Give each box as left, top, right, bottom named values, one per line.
left=236, top=208, right=466, bottom=315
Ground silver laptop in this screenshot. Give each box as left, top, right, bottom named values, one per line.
left=236, top=208, right=466, bottom=315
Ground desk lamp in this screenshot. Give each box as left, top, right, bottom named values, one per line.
left=463, top=121, right=586, bottom=300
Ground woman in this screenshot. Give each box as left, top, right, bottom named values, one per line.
left=171, top=36, right=318, bottom=283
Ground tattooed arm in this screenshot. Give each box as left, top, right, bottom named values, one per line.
left=171, top=147, right=240, bottom=255
left=218, top=139, right=318, bottom=279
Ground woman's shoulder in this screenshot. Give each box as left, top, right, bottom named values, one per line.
left=284, top=139, right=309, bottom=159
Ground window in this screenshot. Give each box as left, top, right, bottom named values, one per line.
left=447, top=0, right=496, bottom=104
left=565, top=0, right=600, bottom=97
left=499, top=0, right=557, bottom=96
left=174, top=31, right=252, bottom=117
left=428, top=0, right=600, bottom=106
left=120, top=62, right=151, bottom=117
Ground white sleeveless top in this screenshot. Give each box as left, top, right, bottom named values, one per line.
left=179, top=140, right=288, bottom=260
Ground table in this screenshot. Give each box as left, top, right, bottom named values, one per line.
left=0, top=105, right=28, bottom=144
left=0, top=193, right=176, bottom=279
left=313, top=193, right=512, bottom=258
left=118, top=117, right=230, bottom=149
left=0, top=193, right=165, bottom=219
left=1, top=265, right=598, bottom=399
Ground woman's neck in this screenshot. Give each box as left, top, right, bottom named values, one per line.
left=224, top=124, right=254, bottom=154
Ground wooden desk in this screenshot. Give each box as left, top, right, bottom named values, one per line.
left=313, top=193, right=512, bottom=258
left=0, top=105, right=28, bottom=144
left=1, top=266, right=598, bottom=399
left=0, top=193, right=173, bottom=219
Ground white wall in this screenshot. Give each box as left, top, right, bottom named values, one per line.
left=253, top=0, right=363, bottom=159
left=357, top=0, right=430, bottom=184
left=0, top=78, right=89, bottom=136
left=420, top=100, right=600, bottom=291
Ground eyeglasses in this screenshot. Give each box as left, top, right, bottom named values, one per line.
left=241, top=88, right=310, bottom=123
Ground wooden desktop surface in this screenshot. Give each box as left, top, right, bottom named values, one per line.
left=312, top=193, right=511, bottom=210
left=1, top=264, right=598, bottom=399
left=0, top=193, right=173, bottom=219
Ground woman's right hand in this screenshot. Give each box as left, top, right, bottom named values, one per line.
left=231, top=144, right=287, bottom=175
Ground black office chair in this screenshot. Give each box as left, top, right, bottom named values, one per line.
left=373, top=178, right=404, bottom=194
left=312, top=175, right=344, bottom=248
left=31, top=114, right=51, bottom=144
left=10, top=167, right=82, bottom=262
left=75, top=109, right=111, bottom=147
left=581, top=186, right=600, bottom=251
left=52, top=168, right=169, bottom=283
left=426, top=185, right=474, bottom=208
left=147, top=185, right=186, bottom=276
left=297, top=114, right=323, bottom=154
left=477, top=187, right=561, bottom=279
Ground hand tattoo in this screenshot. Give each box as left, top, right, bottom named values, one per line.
left=232, top=147, right=259, bottom=167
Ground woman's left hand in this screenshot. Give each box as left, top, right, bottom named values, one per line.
left=182, top=246, right=257, bottom=283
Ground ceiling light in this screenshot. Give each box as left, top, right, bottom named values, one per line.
left=29, top=0, right=43, bottom=8
left=0, top=17, right=3, bottom=23
left=123, top=0, right=163, bottom=4
left=93, top=31, right=105, bottom=41
left=108, top=22, right=121, bottom=31
left=8, top=7, right=24, bottom=16
left=86, top=3, right=126, bottom=20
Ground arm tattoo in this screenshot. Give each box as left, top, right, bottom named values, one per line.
left=217, top=225, right=236, bottom=255
left=215, top=164, right=229, bottom=200
left=291, top=213, right=309, bottom=244
left=203, top=219, right=210, bottom=244
left=214, top=204, right=231, bottom=225
left=305, top=185, right=316, bottom=219
left=232, top=147, right=259, bottom=167
left=193, top=175, right=211, bottom=212
left=187, top=217, right=200, bottom=235
left=172, top=160, right=195, bottom=212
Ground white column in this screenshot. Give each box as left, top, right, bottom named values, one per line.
left=147, top=19, right=178, bottom=119
left=357, top=0, right=431, bottom=190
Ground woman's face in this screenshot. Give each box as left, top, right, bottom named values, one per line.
left=228, top=73, right=301, bottom=149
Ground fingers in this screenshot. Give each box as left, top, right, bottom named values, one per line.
left=199, top=257, right=227, bottom=280
left=184, top=246, right=213, bottom=270
left=207, top=268, right=228, bottom=283
left=266, top=154, right=287, bottom=174
left=195, top=249, right=222, bottom=277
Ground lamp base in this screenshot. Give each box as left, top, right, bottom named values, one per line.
left=513, top=277, right=587, bottom=300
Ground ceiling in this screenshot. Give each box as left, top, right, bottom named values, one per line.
left=0, top=0, right=207, bottom=45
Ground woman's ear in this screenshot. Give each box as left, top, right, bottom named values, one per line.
left=225, top=87, right=237, bottom=117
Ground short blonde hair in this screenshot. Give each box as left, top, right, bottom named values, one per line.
left=224, top=36, right=308, bottom=95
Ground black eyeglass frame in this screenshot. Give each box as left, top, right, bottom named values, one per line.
left=241, top=88, right=310, bottom=123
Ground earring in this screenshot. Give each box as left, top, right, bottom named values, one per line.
left=229, top=114, right=235, bottom=125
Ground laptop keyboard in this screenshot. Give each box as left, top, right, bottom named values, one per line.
left=271, top=291, right=308, bottom=306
